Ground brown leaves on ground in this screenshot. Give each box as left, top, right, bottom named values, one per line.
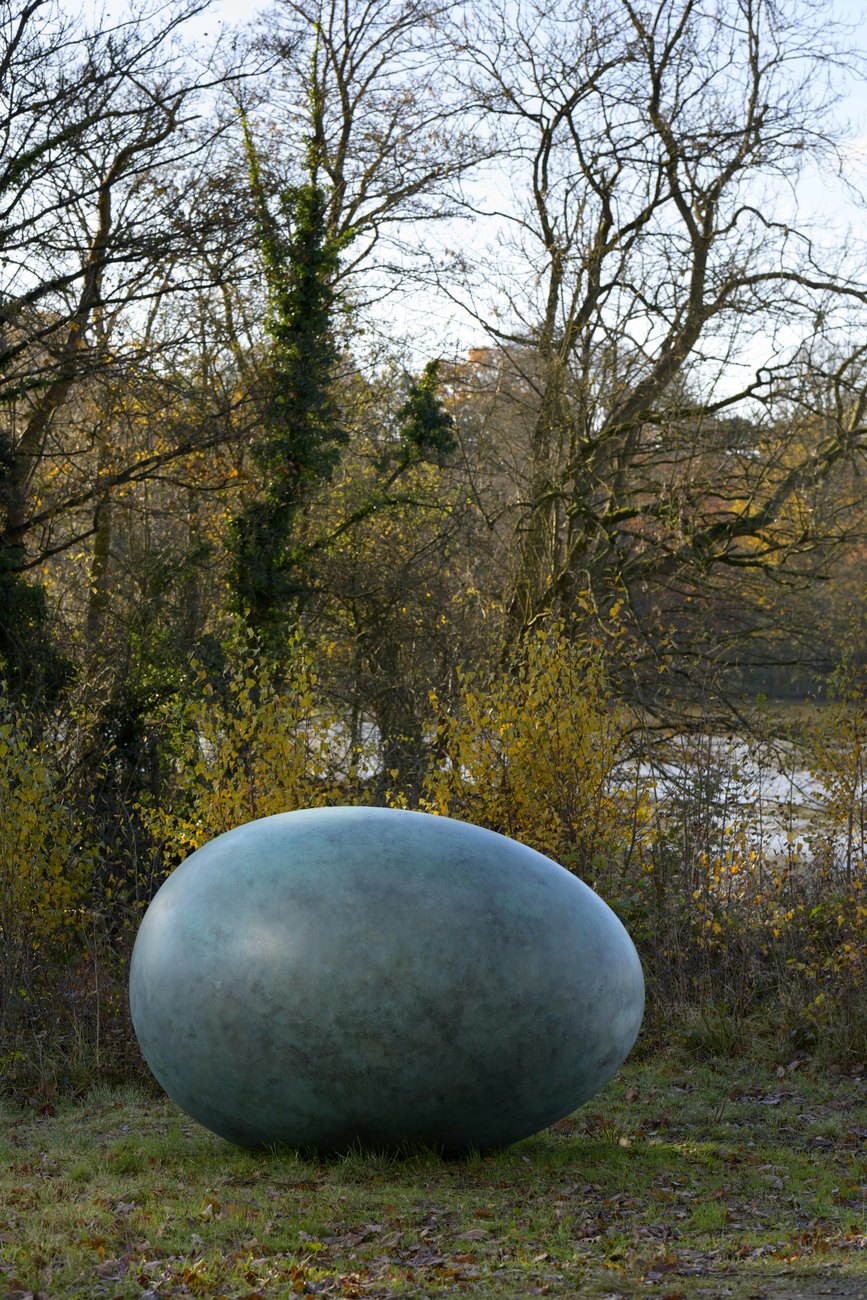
left=0, top=1054, right=864, bottom=1297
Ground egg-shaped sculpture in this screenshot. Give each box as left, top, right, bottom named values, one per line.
left=129, top=806, right=643, bottom=1151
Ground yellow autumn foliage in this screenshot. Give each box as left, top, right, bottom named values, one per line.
left=0, top=705, right=96, bottom=948
left=418, top=625, right=648, bottom=879
left=145, top=636, right=368, bottom=860
left=799, top=667, right=867, bottom=881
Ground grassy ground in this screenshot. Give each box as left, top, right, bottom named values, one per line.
left=0, top=1050, right=864, bottom=1300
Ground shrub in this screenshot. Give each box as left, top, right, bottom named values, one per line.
left=417, top=625, right=649, bottom=883
left=633, top=721, right=866, bottom=1059
left=0, top=699, right=98, bottom=1088
left=143, top=634, right=369, bottom=863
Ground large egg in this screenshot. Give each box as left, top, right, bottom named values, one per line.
left=129, top=806, right=643, bottom=1151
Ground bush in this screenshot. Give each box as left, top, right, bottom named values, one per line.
left=0, top=699, right=99, bottom=1090
left=143, top=634, right=370, bottom=863
left=417, top=625, right=649, bottom=883
left=628, top=721, right=866, bottom=1060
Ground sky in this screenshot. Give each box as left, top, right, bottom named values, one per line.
left=84, top=0, right=867, bottom=236
left=79, top=0, right=867, bottom=374
left=204, top=0, right=867, bottom=354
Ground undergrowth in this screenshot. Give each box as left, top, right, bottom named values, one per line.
left=1, top=630, right=865, bottom=1098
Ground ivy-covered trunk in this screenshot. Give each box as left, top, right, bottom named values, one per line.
left=230, top=78, right=350, bottom=649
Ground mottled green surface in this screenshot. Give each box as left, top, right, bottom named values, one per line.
left=129, top=807, right=643, bottom=1151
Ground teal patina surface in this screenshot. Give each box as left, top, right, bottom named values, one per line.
left=129, top=806, right=644, bottom=1151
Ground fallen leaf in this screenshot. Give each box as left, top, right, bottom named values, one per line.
left=94, top=1258, right=122, bottom=1277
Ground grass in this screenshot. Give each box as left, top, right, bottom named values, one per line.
left=0, top=1050, right=864, bottom=1299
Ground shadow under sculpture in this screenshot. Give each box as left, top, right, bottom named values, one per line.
left=129, top=806, right=644, bottom=1152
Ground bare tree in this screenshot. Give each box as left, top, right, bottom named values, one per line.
left=0, top=0, right=246, bottom=692
left=441, top=0, right=867, bottom=699
left=244, top=0, right=485, bottom=310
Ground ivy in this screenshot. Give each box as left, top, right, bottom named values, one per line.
left=397, top=360, right=456, bottom=465
left=230, top=62, right=352, bottom=646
